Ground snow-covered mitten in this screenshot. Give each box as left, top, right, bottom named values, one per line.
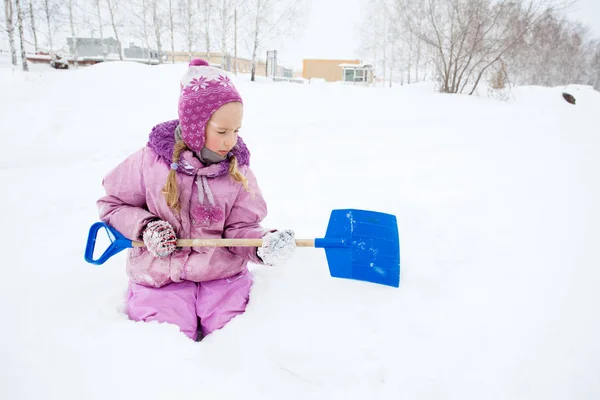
left=257, top=230, right=296, bottom=266
left=142, top=220, right=177, bottom=257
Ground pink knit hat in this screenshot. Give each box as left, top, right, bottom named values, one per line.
left=178, top=59, right=243, bottom=152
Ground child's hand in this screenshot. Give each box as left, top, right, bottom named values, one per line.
left=143, top=220, right=177, bottom=257
left=257, top=230, right=296, bottom=266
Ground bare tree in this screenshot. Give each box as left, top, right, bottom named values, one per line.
left=141, top=0, right=151, bottom=62
left=248, top=0, right=259, bottom=79
left=361, top=0, right=596, bottom=92
left=3, top=0, right=18, bottom=65
left=358, top=2, right=382, bottom=83
left=387, top=0, right=414, bottom=86
left=396, top=3, right=429, bottom=85
left=14, top=0, right=27, bottom=70
left=585, top=40, right=600, bottom=90
left=67, top=0, right=78, bottom=67
left=590, top=41, right=600, bottom=90
left=200, top=0, right=212, bottom=59
left=179, top=0, right=197, bottom=60
left=123, top=0, right=154, bottom=61
left=388, top=0, right=406, bottom=85
left=216, top=0, right=234, bottom=69
left=150, top=0, right=163, bottom=63
left=412, top=12, right=425, bottom=82
left=233, top=7, right=237, bottom=73
left=401, top=0, right=569, bottom=94
left=93, top=0, right=106, bottom=60
left=105, top=0, right=123, bottom=60
left=42, top=0, right=51, bottom=51
left=27, top=0, right=38, bottom=52
left=245, top=0, right=305, bottom=81
left=513, top=13, right=595, bottom=88
left=41, top=0, right=59, bottom=52
left=360, top=0, right=410, bottom=86
left=559, top=23, right=588, bottom=84
left=167, top=0, right=175, bottom=62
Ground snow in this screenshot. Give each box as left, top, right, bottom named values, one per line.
left=1, top=55, right=600, bottom=399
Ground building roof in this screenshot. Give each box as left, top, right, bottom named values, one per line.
left=338, top=63, right=373, bottom=69
left=67, top=37, right=119, bottom=44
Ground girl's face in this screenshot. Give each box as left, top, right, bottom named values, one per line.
left=205, top=102, right=243, bottom=157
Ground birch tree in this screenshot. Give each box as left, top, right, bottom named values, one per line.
left=67, top=0, right=78, bottom=67
left=200, top=0, right=212, bottom=59
left=42, top=0, right=51, bottom=51
left=41, top=0, right=60, bottom=52
left=358, top=0, right=388, bottom=85
left=14, top=0, right=27, bottom=70
left=27, top=0, right=38, bottom=52
left=167, top=0, right=175, bottom=62
left=3, top=0, right=18, bottom=65
left=360, top=0, right=428, bottom=86
left=122, top=0, right=152, bottom=61
left=215, top=0, right=234, bottom=68
left=150, top=0, right=163, bottom=63
left=245, top=0, right=305, bottom=81
left=233, top=7, right=238, bottom=72
left=179, top=0, right=197, bottom=60
left=93, top=0, right=106, bottom=60
left=141, top=0, right=151, bottom=61
left=397, top=0, right=428, bottom=84
left=105, top=0, right=122, bottom=60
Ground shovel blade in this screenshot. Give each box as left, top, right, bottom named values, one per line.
left=318, top=209, right=400, bottom=287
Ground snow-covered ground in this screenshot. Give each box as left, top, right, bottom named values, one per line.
left=2, top=55, right=600, bottom=399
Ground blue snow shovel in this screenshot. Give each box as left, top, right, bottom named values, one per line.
left=84, top=209, right=400, bottom=287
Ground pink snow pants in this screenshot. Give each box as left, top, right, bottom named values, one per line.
left=126, top=269, right=252, bottom=341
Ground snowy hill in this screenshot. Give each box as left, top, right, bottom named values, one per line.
left=1, top=58, right=599, bottom=399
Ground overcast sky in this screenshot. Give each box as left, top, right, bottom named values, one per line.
left=567, top=0, right=600, bottom=34
left=276, top=0, right=600, bottom=70
left=276, top=0, right=364, bottom=69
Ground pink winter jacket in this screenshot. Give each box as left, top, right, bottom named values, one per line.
left=97, top=122, right=268, bottom=288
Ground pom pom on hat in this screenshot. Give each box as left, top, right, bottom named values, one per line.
left=189, top=58, right=209, bottom=67
left=178, top=59, right=243, bottom=152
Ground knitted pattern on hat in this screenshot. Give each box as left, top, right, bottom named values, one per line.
left=178, top=58, right=243, bottom=152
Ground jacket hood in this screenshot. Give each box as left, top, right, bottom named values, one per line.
left=147, top=119, right=250, bottom=177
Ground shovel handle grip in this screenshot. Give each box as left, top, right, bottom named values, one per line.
left=131, top=238, right=316, bottom=248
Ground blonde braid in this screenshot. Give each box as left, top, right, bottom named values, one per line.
left=162, top=140, right=189, bottom=212
left=228, top=155, right=250, bottom=193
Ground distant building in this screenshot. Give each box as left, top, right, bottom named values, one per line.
left=124, top=43, right=161, bottom=60
left=67, top=37, right=120, bottom=57
left=165, top=51, right=292, bottom=78
left=167, top=51, right=248, bottom=72
left=302, top=59, right=374, bottom=84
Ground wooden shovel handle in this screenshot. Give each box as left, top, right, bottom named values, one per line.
left=132, top=238, right=315, bottom=248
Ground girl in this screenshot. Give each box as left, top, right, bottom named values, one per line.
left=97, top=59, right=296, bottom=341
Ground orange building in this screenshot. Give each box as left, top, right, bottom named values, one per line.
left=302, top=59, right=374, bottom=84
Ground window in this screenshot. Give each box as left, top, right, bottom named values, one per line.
left=344, top=69, right=355, bottom=82
left=355, top=69, right=364, bottom=82
left=344, top=68, right=368, bottom=82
